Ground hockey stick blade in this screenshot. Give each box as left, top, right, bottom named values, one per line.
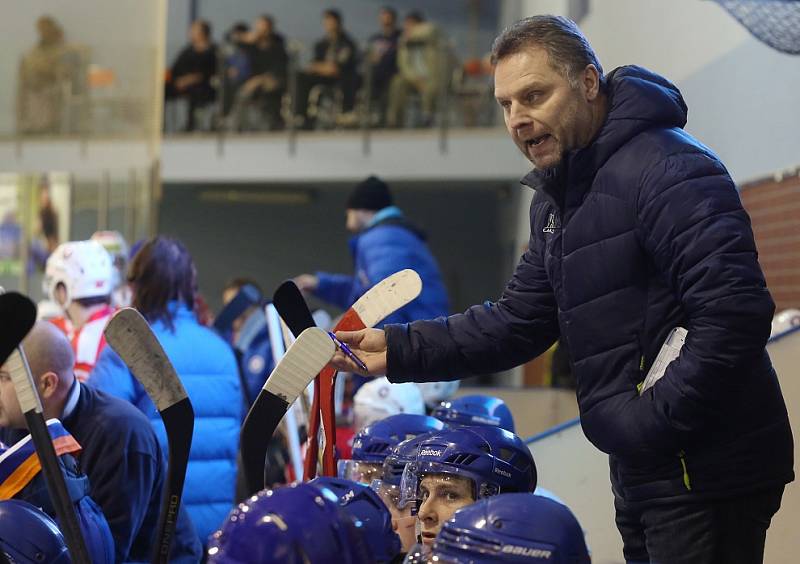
left=240, top=327, right=334, bottom=495
left=0, top=291, right=36, bottom=366
left=272, top=280, right=316, bottom=337
left=1, top=291, right=91, bottom=563
left=213, top=283, right=262, bottom=334
left=104, top=308, right=194, bottom=564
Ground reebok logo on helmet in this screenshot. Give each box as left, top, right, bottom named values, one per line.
left=419, top=448, right=443, bottom=458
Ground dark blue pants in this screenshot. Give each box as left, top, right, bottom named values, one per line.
left=616, top=486, right=784, bottom=564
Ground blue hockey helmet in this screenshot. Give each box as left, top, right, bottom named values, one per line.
left=310, top=477, right=402, bottom=563
left=400, top=426, right=536, bottom=506
left=340, top=414, right=445, bottom=484
left=432, top=493, right=590, bottom=563
left=0, top=500, right=70, bottom=564
left=207, top=483, right=372, bottom=564
left=432, top=394, right=515, bottom=432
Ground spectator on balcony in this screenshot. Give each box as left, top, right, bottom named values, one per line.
left=386, top=12, right=448, bottom=128
left=219, top=22, right=252, bottom=117
left=17, top=16, right=70, bottom=135
left=366, top=6, right=401, bottom=126
left=294, top=9, right=359, bottom=129
left=165, top=19, right=218, bottom=132
left=227, top=15, right=288, bottom=131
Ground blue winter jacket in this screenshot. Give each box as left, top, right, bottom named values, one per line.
left=315, top=206, right=450, bottom=325
left=385, top=67, right=794, bottom=504
left=91, top=302, right=242, bottom=541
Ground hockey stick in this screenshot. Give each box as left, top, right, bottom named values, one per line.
left=0, top=291, right=91, bottom=564
left=212, top=283, right=262, bottom=334
left=239, top=327, right=335, bottom=495
left=318, top=269, right=422, bottom=476
left=264, top=303, right=304, bottom=483
left=276, top=270, right=423, bottom=478
left=104, top=308, right=194, bottom=564
left=271, top=281, right=323, bottom=479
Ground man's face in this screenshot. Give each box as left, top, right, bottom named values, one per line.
left=495, top=47, right=595, bottom=170
left=254, top=17, right=271, bottom=38
left=0, top=362, right=26, bottom=429
left=417, top=473, right=475, bottom=548
left=189, top=22, right=207, bottom=44
left=379, top=10, right=395, bottom=28
left=323, top=15, right=339, bottom=35
left=345, top=209, right=370, bottom=233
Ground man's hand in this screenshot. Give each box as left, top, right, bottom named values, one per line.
left=331, top=328, right=387, bottom=376
left=294, top=274, right=319, bottom=294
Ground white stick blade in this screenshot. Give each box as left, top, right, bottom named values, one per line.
left=352, top=269, right=423, bottom=327
left=104, top=308, right=188, bottom=412
left=263, top=327, right=335, bottom=404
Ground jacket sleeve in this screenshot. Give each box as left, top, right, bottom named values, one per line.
left=385, top=232, right=560, bottom=382
left=635, top=150, right=774, bottom=440
left=89, top=347, right=138, bottom=405
left=315, top=271, right=358, bottom=310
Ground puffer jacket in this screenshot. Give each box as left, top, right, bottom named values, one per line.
left=315, top=206, right=450, bottom=325
left=91, top=302, right=241, bottom=541
left=385, top=66, right=793, bottom=504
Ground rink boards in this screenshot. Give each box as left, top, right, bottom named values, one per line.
left=527, top=327, right=800, bottom=564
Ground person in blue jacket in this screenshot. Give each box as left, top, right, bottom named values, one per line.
left=0, top=321, right=202, bottom=562
left=331, top=15, right=793, bottom=564
left=91, top=236, right=242, bottom=546
left=295, top=175, right=449, bottom=327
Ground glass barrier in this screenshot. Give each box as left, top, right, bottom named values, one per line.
left=0, top=171, right=156, bottom=299
left=0, top=1, right=164, bottom=148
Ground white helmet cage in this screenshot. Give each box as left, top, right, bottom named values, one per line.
left=44, top=240, right=114, bottom=309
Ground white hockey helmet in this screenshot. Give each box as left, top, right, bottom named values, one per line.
left=417, top=380, right=460, bottom=409
left=771, top=308, right=800, bottom=338
left=91, top=230, right=129, bottom=287
left=353, top=377, right=425, bottom=432
left=44, top=240, right=114, bottom=309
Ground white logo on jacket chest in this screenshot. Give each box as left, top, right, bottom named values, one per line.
left=542, top=212, right=560, bottom=233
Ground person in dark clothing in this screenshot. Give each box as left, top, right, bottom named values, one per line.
left=366, top=7, right=401, bottom=125
left=165, top=19, right=218, bottom=132
left=227, top=15, right=288, bottom=131
left=294, top=9, right=359, bottom=129
left=332, top=16, right=793, bottom=564
left=219, top=22, right=251, bottom=117
left=0, top=322, right=202, bottom=562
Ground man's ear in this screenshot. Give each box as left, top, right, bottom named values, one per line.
left=38, top=371, right=61, bottom=400
left=582, top=64, right=601, bottom=101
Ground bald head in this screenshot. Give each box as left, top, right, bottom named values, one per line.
left=23, top=321, right=75, bottom=388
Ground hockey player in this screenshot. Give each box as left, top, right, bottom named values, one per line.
left=400, top=426, right=536, bottom=551
left=352, top=376, right=425, bottom=431
left=432, top=394, right=516, bottom=432
left=207, top=483, right=373, bottom=563
left=44, top=240, right=115, bottom=382
left=430, top=493, right=590, bottom=563
left=0, top=500, right=70, bottom=563
left=310, top=477, right=403, bottom=563
left=338, top=413, right=444, bottom=485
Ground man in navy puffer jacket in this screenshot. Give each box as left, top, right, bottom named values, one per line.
left=331, top=16, right=793, bottom=563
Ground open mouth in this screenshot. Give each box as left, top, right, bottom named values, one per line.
left=526, top=134, right=551, bottom=148
left=421, top=532, right=437, bottom=545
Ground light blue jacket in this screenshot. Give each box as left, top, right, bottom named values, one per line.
left=91, top=302, right=242, bottom=543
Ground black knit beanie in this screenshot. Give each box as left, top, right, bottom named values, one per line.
left=346, top=176, right=393, bottom=211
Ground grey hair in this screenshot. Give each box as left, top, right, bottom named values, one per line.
left=491, top=15, right=604, bottom=89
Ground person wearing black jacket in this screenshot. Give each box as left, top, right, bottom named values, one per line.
left=165, top=19, right=217, bottom=132
left=228, top=15, right=288, bottom=130
left=332, top=16, right=793, bottom=564
left=294, top=9, right=359, bottom=128
left=0, top=322, right=202, bottom=562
